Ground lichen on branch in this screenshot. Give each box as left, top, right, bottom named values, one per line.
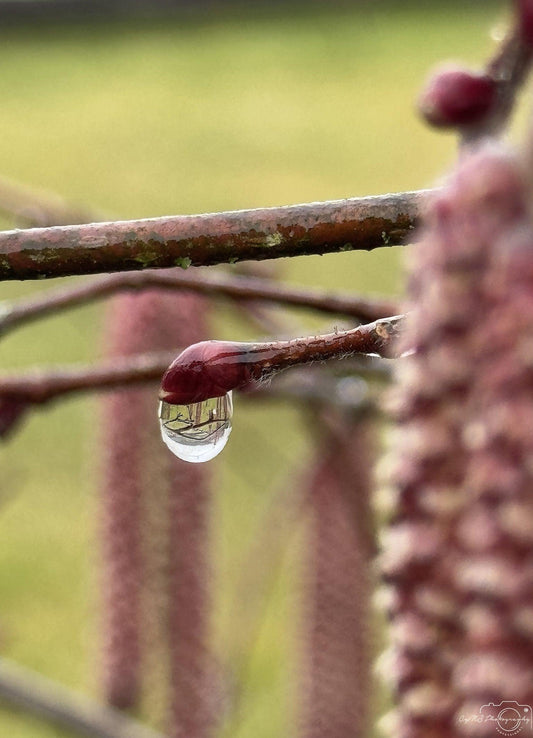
left=0, top=191, right=425, bottom=281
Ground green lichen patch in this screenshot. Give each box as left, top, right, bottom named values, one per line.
left=133, top=251, right=158, bottom=267
left=265, top=232, right=283, bottom=247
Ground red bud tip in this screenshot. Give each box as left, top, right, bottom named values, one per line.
left=518, top=0, right=533, bottom=45
left=418, top=66, right=497, bottom=129
left=159, top=340, right=253, bottom=405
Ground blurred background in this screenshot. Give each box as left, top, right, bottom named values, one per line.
left=0, top=1, right=508, bottom=737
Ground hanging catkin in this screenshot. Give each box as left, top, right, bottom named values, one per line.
left=100, top=290, right=152, bottom=710
left=300, top=406, right=375, bottom=738
left=100, top=278, right=213, bottom=738
left=164, top=292, right=216, bottom=738
left=379, top=145, right=533, bottom=737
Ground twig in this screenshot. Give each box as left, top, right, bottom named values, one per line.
left=462, top=24, right=533, bottom=145
left=0, top=658, right=164, bottom=738
left=0, top=322, right=397, bottom=416
left=0, top=191, right=427, bottom=281
left=0, top=351, right=177, bottom=405
left=0, top=174, right=102, bottom=228
left=485, top=26, right=533, bottom=132
left=251, top=367, right=378, bottom=414
left=160, top=315, right=403, bottom=404
left=342, top=354, right=394, bottom=380
left=0, top=269, right=398, bottom=337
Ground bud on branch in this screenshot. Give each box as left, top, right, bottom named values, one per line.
left=159, top=316, right=402, bottom=405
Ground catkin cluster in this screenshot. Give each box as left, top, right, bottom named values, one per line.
left=379, top=145, right=533, bottom=737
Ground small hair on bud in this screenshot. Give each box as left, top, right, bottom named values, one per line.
left=417, top=65, right=497, bottom=129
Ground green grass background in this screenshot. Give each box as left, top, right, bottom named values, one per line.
left=0, top=2, right=508, bottom=736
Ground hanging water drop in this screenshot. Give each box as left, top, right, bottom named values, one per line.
left=158, top=392, right=233, bottom=463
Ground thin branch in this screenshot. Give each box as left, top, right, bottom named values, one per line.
left=0, top=351, right=177, bottom=405
left=343, top=354, right=394, bottom=380
left=0, top=191, right=427, bottom=281
left=461, top=24, right=533, bottom=145
left=160, top=315, right=403, bottom=405
left=0, top=174, right=102, bottom=228
left=0, top=318, right=399, bottom=417
left=251, top=367, right=379, bottom=414
left=484, top=25, right=533, bottom=134
left=0, top=269, right=398, bottom=337
left=0, top=658, right=164, bottom=738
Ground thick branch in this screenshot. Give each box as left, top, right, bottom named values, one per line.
left=0, top=190, right=427, bottom=281
left=0, top=269, right=398, bottom=337
left=0, top=658, right=163, bottom=738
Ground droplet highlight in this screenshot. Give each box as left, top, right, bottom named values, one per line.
left=158, top=392, right=233, bottom=463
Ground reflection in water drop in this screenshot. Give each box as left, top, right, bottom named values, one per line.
left=158, top=392, right=233, bottom=463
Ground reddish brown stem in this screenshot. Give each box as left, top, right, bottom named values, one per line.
left=483, top=26, right=533, bottom=133
left=0, top=174, right=102, bottom=228
left=0, top=269, right=397, bottom=337
left=0, top=657, right=164, bottom=738
left=160, top=316, right=403, bottom=405
left=461, top=24, right=533, bottom=145
left=0, top=350, right=387, bottom=431
left=0, top=191, right=426, bottom=281
left=0, top=352, right=177, bottom=405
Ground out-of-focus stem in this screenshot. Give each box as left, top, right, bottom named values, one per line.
left=463, top=25, right=533, bottom=144
left=0, top=174, right=101, bottom=228
left=0, top=658, right=163, bottom=738
left=0, top=269, right=397, bottom=338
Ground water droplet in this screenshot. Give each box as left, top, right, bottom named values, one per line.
left=158, top=392, right=233, bottom=463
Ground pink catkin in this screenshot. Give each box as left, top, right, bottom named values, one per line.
left=100, top=276, right=213, bottom=737
left=301, top=411, right=375, bottom=738
left=380, top=145, right=533, bottom=738
left=164, top=295, right=215, bottom=738
left=166, top=460, right=213, bottom=738
left=100, top=292, right=153, bottom=710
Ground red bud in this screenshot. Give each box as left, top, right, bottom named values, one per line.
left=418, top=66, right=497, bottom=129
left=159, top=340, right=254, bottom=405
